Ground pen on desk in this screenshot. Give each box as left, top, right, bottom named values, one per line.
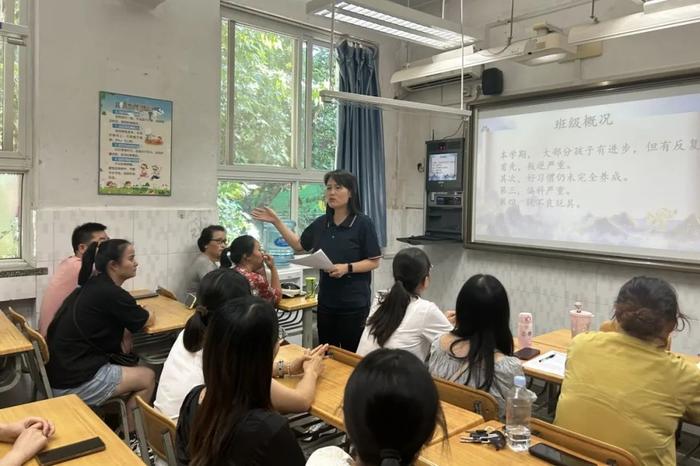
left=538, top=353, right=556, bottom=363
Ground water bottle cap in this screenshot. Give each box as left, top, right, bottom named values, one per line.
left=514, top=375, right=526, bottom=387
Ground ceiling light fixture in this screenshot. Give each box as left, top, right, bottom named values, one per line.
left=319, top=90, right=471, bottom=119
left=306, top=0, right=480, bottom=49
left=568, top=1, right=700, bottom=45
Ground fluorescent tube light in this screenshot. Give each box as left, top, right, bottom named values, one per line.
left=568, top=3, right=700, bottom=45
left=306, top=0, right=480, bottom=50
left=320, top=90, right=470, bottom=119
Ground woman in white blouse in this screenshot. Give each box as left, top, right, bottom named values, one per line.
left=356, top=248, right=452, bottom=361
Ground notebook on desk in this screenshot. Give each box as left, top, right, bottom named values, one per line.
left=523, top=350, right=567, bottom=378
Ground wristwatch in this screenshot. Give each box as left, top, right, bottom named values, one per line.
left=347, top=263, right=353, bottom=273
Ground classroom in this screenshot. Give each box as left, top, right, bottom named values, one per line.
left=0, top=0, right=699, bottom=464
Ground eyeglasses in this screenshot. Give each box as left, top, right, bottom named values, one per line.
left=211, top=238, right=228, bottom=244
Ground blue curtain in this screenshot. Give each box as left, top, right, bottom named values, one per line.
left=335, top=40, right=387, bottom=247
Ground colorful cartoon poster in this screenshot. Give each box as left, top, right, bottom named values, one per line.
left=98, top=91, right=172, bottom=196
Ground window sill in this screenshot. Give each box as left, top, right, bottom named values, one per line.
left=0, top=262, right=48, bottom=278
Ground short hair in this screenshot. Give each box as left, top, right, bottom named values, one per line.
left=197, top=225, right=226, bottom=252
left=71, top=222, right=107, bottom=253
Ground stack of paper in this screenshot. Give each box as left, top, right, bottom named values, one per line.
left=523, top=351, right=567, bottom=378
left=291, top=250, right=334, bottom=271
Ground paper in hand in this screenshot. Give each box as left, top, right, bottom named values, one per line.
left=291, top=249, right=334, bottom=271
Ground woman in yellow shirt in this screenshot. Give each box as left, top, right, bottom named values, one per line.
left=555, top=276, right=700, bottom=466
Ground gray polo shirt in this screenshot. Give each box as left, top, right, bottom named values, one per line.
left=182, top=253, right=217, bottom=301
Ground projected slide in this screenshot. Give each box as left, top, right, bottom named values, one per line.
left=472, top=81, right=700, bottom=263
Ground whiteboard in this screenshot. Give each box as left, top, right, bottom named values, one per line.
left=470, top=78, right=700, bottom=266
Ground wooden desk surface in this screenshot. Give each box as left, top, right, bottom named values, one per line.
left=532, top=329, right=572, bottom=350
left=0, top=395, right=141, bottom=465
left=131, top=290, right=193, bottom=335
left=275, top=345, right=484, bottom=445
left=418, top=420, right=606, bottom=466
left=520, top=328, right=700, bottom=383
left=0, top=311, right=32, bottom=356
left=277, top=296, right=318, bottom=312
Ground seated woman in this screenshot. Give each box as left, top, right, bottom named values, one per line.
left=46, top=240, right=155, bottom=433
left=182, top=225, right=226, bottom=301
left=176, top=296, right=313, bottom=466
left=307, top=348, right=446, bottom=466
left=356, top=247, right=452, bottom=361
left=155, top=269, right=325, bottom=420
left=555, top=276, right=700, bottom=466
left=427, top=274, right=522, bottom=417
left=220, top=235, right=282, bottom=305
left=0, top=417, right=54, bottom=466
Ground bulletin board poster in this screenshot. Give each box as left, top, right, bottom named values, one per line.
left=98, top=91, right=172, bottom=196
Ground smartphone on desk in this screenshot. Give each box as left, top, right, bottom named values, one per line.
left=529, top=443, right=595, bottom=466
left=36, top=437, right=105, bottom=465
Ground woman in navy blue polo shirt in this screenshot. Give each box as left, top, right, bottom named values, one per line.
left=252, top=170, right=381, bottom=352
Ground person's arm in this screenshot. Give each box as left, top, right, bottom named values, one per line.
left=421, top=303, right=455, bottom=344
left=328, top=258, right=380, bottom=278
left=251, top=207, right=304, bottom=252
left=271, top=345, right=326, bottom=413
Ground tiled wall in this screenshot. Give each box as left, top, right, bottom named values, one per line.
left=0, top=207, right=219, bottom=325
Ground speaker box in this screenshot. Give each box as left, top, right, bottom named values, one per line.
left=482, top=68, right=504, bottom=95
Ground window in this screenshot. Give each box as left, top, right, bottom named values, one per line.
left=0, top=173, right=21, bottom=259
left=0, top=0, right=30, bottom=265
left=218, top=12, right=340, bottom=240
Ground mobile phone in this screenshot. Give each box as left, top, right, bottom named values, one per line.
left=529, top=443, right=596, bottom=466
left=184, top=293, right=197, bottom=309
left=514, top=347, right=541, bottom=361
left=36, top=437, right=105, bottom=465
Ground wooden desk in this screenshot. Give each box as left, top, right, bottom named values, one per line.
left=532, top=329, right=571, bottom=351
left=277, top=296, right=317, bottom=348
left=275, top=345, right=484, bottom=445
left=0, top=311, right=32, bottom=356
left=0, top=395, right=141, bottom=465
left=417, top=420, right=605, bottom=466
left=131, top=290, right=193, bottom=335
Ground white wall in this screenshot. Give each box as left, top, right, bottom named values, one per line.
left=384, top=0, right=700, bottom=355
left=0, top=0, right=404, bottom=319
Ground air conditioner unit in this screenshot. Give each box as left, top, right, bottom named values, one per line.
left=392, top=46, right=482, bottom=92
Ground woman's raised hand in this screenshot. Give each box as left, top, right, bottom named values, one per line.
left=251, top=207, right=280, bottom=224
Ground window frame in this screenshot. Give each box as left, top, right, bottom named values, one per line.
left=0, top=0, right=33, bottom=269
left=218, top=7, right=337, bottom=233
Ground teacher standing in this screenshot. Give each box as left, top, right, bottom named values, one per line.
left=252, top=170, right=381, bottom=352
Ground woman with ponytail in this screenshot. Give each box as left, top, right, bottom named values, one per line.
left=45, top=239, right=155, bottom=433
left=427, top=274, right=522, bottom=417
left=220, top=235, right=281, bottom=305
left=307, top=349, right=446, bottom=466
left=155, top=269, right=326, bottom=421
left=356, top=248, right=452, bottom=361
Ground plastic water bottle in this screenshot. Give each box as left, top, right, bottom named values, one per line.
left=505, top=375, right=537, bottom=452
left=262, top=220, right=295, bottom=268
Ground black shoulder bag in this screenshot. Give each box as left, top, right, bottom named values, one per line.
left=72, top=292, right=140, bottom=367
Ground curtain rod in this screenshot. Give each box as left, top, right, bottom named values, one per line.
left=220, top=1, right=377, bottom=48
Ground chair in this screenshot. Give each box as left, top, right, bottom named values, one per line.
left=6, top=307, right=51, bottom=399
left=133, top=395, right=177, bottom=466
left=6, top=308, right=130, bottom=443
left=433, top=376, right=499, bottom=421
left=328, top=345, right=361, bottom=367
left=531, top=418, right=641, bottom=466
